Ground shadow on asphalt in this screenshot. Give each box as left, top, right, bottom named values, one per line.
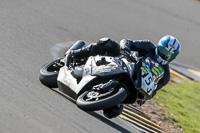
left=47, top=87, right=132, bottom=133
left=87, top=111, right=132, bottom=133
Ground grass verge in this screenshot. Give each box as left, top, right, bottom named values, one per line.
left=154, top=81, right=200, bottom=133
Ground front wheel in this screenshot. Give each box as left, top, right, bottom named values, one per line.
left=76, top=85, right=127, bottom=111
left=39, top=58, right=64, bottom=88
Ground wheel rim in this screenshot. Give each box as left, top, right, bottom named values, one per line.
left=82, top=87, right=118, bottom=102
left=46, top=60, right=64, bottom=72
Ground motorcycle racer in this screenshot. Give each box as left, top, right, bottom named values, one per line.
left=66, top=35, right=181, bottom=118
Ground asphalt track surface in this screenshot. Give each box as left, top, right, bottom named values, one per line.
left=1, top=0, right=200, bottom=133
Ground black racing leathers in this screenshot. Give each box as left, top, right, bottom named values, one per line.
left=71, top=38, right=170, bottom=98
left=71, top=38, right=120, bottom=59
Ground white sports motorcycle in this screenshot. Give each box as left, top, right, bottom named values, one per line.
left=39, top=42, right=164, bottom=111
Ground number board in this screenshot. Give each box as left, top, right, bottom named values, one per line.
left=140, top=57, right=164, bottom=96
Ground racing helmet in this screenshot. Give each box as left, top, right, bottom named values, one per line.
left=155, top=35, right=181, bottom=65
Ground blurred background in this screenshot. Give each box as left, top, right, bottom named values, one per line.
left=0, top=0, right=200, bottom=133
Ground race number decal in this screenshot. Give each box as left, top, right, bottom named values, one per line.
left=141, top=69, right=156, bottom=95
left=140, top=58, right=164, bottom=96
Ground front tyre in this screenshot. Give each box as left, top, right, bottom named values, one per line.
left=76, top=86, right=127, bottom=111
left=39, top=58, right=64, bottom=88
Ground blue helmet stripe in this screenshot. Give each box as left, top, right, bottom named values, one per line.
left=166, top=36, right=170, bottom=44
left=172, top=39, right=176, bottom=46
left=174, top=44, right=180, bottom=54
left=161, top=36, right=170, bottom=47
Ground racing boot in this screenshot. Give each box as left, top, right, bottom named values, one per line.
left=70, top=43, right=95, bottom=59
left=103, top=104, right=124, bottom=119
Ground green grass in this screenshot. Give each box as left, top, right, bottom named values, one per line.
left=154, top=82, right=200, bottom=133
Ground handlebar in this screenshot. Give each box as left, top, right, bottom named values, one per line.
left=121, top=50, right=137, bottom=63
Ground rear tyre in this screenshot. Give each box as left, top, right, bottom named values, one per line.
left=76, top=86, right=127, bottom=111
left=39, top=59, right=64, bottom=88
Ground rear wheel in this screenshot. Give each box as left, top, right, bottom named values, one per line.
left=76, top=84, right=127, bottom=111
left=39, top=58, right=64, bottom=88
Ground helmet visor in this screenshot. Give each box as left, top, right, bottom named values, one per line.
left=157, top=46, right=177, bottom=62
